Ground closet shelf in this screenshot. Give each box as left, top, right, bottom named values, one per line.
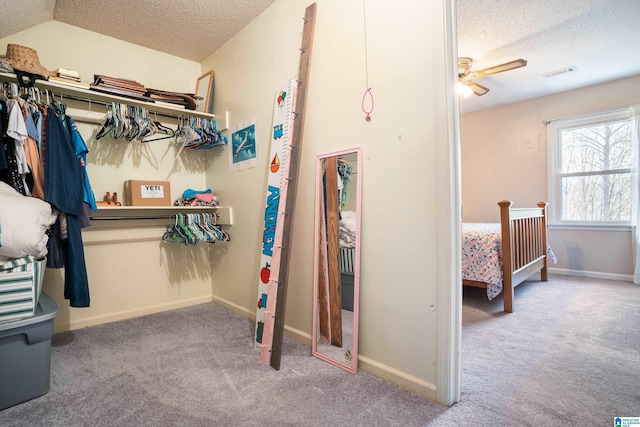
left=89, top=206, right=233, bottom=229
left=0, top=72, right=216, bottom=120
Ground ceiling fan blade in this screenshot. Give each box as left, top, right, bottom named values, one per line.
left=469, top=59, right=527, bottom=79
left=465, top=81, right=490, bottom=96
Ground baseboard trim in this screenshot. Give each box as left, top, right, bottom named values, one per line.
left=211, top=295, right=312, bottom=346
left=213, top=296, right=435, bottom=401
left=51, top=293, right=436, bottom=402
left=357, top=355, right=438, bottom=402
left=283, top=324, right=312, bottom=347
left=54, top=295, right=213, bottom=334
left=548, top=268, right=633, bottom=282
left=211, top=295, right=255, bottom=320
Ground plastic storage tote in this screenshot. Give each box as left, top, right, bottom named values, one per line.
left=0, top=292, right=58, bottom=410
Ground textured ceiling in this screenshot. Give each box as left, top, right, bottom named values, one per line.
left=457, top=0, right=640, bottom=112
left=0, top=0, right=276, bottom=63
left=0, top=0, right=56, bottom=40
left=53, top=0, right=277, bottom=62
left=2, top=1, right=639, bottom=112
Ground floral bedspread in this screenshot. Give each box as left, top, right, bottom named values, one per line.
left=462, top=223, right=504, bottom=300
left=462, top=223, right=557, bottom=300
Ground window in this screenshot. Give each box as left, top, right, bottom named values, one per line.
left=548, top=108, right=633, bottom=227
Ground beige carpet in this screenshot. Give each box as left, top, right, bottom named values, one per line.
left=0, top=274, right=638, bottom=426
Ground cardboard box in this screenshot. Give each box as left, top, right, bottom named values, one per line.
left=124, top=180, right=171, bottom=206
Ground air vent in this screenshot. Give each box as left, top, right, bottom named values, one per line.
left=543, top=66, right=577, bottom=78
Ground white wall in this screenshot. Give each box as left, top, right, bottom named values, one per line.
left=202, top=0, right=451, bottom=400
left=1, top=21, right=213, bottom=331
left=461, top=74, right=640, bottom=278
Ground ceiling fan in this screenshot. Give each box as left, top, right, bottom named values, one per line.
left=458, top=57, right=527, bottom=96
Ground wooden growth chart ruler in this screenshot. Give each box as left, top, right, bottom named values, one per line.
left=254, top=3, right=317, bottom=370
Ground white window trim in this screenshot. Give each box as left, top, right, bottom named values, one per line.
left=547, top=107, right=632, bottom=227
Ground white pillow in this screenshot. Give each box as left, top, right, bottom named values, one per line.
left=0, top=182, right=57, bottom=259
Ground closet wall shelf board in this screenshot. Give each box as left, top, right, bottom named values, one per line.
left=89, top=206, right=233, bottom=229
left=0, top=72, right=216, bottom=120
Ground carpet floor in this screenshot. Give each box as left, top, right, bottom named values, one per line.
left=0, top=274, right=638, bottom=426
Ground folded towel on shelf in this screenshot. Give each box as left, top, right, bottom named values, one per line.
left=173, top=188, right=219, bottom=207
left=182, top=188, right=212, bottom=199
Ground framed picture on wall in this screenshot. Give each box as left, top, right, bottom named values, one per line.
left=229, top=118, right=259, bottom=171
left=195, top=70, right=214, bottom=113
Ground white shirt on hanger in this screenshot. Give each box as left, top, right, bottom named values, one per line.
left=6, top=98, right=31, bottom=195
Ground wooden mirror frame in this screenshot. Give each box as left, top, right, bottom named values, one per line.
left=195, top=70, right=214, bottom=113
left=311, top=146, right=362, bottom=373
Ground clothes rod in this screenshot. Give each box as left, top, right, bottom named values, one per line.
left=89, top=206, right=233, bottom=228
left=90, top=213, right=219, bottom=221
left=43, top=92, right=198, bottom=121
left=0, top=72, right=215, bottom=121
left=88, top=213, right=229, bottom=230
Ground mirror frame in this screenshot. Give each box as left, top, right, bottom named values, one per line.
left=195, top=70, right=214, bottom=113
left=311, top=146, right=362, bottom=373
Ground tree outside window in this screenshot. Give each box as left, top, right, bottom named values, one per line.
left=549, top=109, right=632, bottom=226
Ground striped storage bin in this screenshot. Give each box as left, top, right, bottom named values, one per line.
left=0, top=257, right=46, bottom=323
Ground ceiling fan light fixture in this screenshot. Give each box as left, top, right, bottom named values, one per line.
left=467, top=82, right=489, bottom=96
left=457, top=57, right=524, bottom=96
left=458, top=82, right=473, bottom=98
left=458, top=57, right=473, bottom=76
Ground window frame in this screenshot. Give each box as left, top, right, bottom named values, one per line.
left=547, top=107, right=632, bottom=229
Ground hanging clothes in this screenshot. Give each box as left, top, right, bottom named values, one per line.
left=23, top=136, right=44, bottom=199
left=0, top=99, right=27, bottom=195
left=22, top=102, right=44, bottom=198
left=0, top=100, right=9, bottom=171
left=6, top=98, right=30, bottom=195
left=44, top=105, right=90, bottom=307
left=69, top=117, right=97, bottom=210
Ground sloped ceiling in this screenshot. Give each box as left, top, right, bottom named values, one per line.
left=2, top=0, right=639, bottom=112
left=0, top=0, right=276, bottom=62
left=0, top=0, right=56, bottom=40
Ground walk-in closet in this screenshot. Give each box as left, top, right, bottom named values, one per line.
left=0, top=0, right=457, bottom=421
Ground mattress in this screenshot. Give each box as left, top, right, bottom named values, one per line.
left=462, top=223, right=503, bottom=300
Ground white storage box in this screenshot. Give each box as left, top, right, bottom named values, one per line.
left=0, top=257, right=46, bottom=323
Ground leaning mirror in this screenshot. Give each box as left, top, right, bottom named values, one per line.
left=312, top=146, right=362, bottom=373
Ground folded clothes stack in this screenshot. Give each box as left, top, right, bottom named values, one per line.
left=173, top=188, right=219, bottom=207
left=0, top=58, right=13, bottom=73
left=50, top=68, right=90, bottom=89
left=54, top=67, right=81, bottom=82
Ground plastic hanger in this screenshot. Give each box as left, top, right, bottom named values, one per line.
left=195, top=213, right=216, bottom=242
left=96, top=104, right=115, bottom=140
left=176, top=213, right=196, bottom=244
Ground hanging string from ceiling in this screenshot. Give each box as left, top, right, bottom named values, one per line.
left=361, top=0, right=374, bottom=122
